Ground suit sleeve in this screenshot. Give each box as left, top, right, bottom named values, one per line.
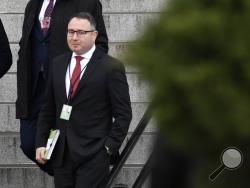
left=35, top=60, right=56, bottom=148
left=0, top=19, right=12, bottom=78
left=91, top=0, right=109, bottom=53
left=105, top=61, right=132, bottom=153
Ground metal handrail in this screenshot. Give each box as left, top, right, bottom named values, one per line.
left=105, top=107, right=152, bottom=188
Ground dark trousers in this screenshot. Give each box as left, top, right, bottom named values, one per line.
left=19, top=72, right=53, bottom=175
left=20, top=118, right=54, bottom=176
left=54, top=146, right=110, bottom=188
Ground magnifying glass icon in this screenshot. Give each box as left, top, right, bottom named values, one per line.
left=209, top=147, right=243, bottom=181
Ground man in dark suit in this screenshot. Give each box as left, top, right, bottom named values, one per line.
left=35, top=12, right=132, bottom=188
left=16, top=0, right=108, bottom=175
left=0, top=18, right=12, bottom=78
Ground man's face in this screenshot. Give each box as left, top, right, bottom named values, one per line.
left=67, top=18, right=98, bottom=55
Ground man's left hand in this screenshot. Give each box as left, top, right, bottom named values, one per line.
left=36, top=147, right=47, bottom=165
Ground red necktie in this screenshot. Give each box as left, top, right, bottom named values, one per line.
left=70, top=56, right=83, bottom=98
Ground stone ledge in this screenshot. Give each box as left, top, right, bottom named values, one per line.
left=0, top=74, right=150, bottom=102
left=0, top=134, right=155, bottom=165
left=0, top=167, right=150, bottom=188
left=0, top=103, right=155, bottom=132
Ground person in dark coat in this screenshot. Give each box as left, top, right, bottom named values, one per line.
left=0, top=18, right=12, bottom=78
left=16, top=0, right=108, bottom=175
left=35, top=12, right=132, bottom=188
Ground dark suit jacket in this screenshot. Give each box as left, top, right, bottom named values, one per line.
left=36, top=48, right=132, bottom=167
left=0, top=19, right=12, bottom=78
left=16, top=0, right=108, bottom=118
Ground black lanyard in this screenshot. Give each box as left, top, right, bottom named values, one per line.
left=67, top=60, right=88, bottom=103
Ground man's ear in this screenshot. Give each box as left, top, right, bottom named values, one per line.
left=93, top=31, right=98, bottom=40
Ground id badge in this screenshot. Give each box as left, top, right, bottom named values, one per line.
left=60, top=104, right=72, bottom=120
left=41, top=17, right=51, bottom=29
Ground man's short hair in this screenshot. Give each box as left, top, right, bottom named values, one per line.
left=68, top=12, right=97, bottom=30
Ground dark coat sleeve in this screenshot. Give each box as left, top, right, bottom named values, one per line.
left=35, top=59, right=56, bottom=148
left=0, top=19, right=12, bottom=78
left=86, top=0, right=109, bottom=53
left=105, top=60, right=132, bottom=153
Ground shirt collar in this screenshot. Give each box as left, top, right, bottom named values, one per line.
left=72, top=45, right=96, bottom=60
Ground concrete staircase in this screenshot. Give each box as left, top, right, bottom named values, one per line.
left=0, top=0, right=166, bottom=187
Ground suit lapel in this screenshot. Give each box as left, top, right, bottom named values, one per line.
left=57, top=53, right=71, bottom=100
left=72, top=49, right=103, bottom=99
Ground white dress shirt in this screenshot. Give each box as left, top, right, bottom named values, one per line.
left=65, top=45, right=96, bottom=97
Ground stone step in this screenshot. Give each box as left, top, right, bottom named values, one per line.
left=0, top=74, right=150, bottom=103
left=0, top=134, right=154, bottom=165
left=0, top=103, right=155, bottom=133
left=0, top=166, right=150, bottom=188
left=1, top=13, right=158, bottom=43
left=0, top=0, right=166, bottom=13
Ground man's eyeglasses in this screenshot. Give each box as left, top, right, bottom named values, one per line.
left=67, top=30, right=96, bottom=37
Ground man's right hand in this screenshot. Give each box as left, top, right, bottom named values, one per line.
left=36, top=147, right=47, bottom=165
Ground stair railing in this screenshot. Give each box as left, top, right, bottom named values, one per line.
left=105, top=107, right=152, bottom=188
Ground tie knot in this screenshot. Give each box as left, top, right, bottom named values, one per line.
left=75, top=56, right=83, bottom=63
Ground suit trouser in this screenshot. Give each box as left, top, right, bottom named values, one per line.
left=54, top=146, right=110, bottom=188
